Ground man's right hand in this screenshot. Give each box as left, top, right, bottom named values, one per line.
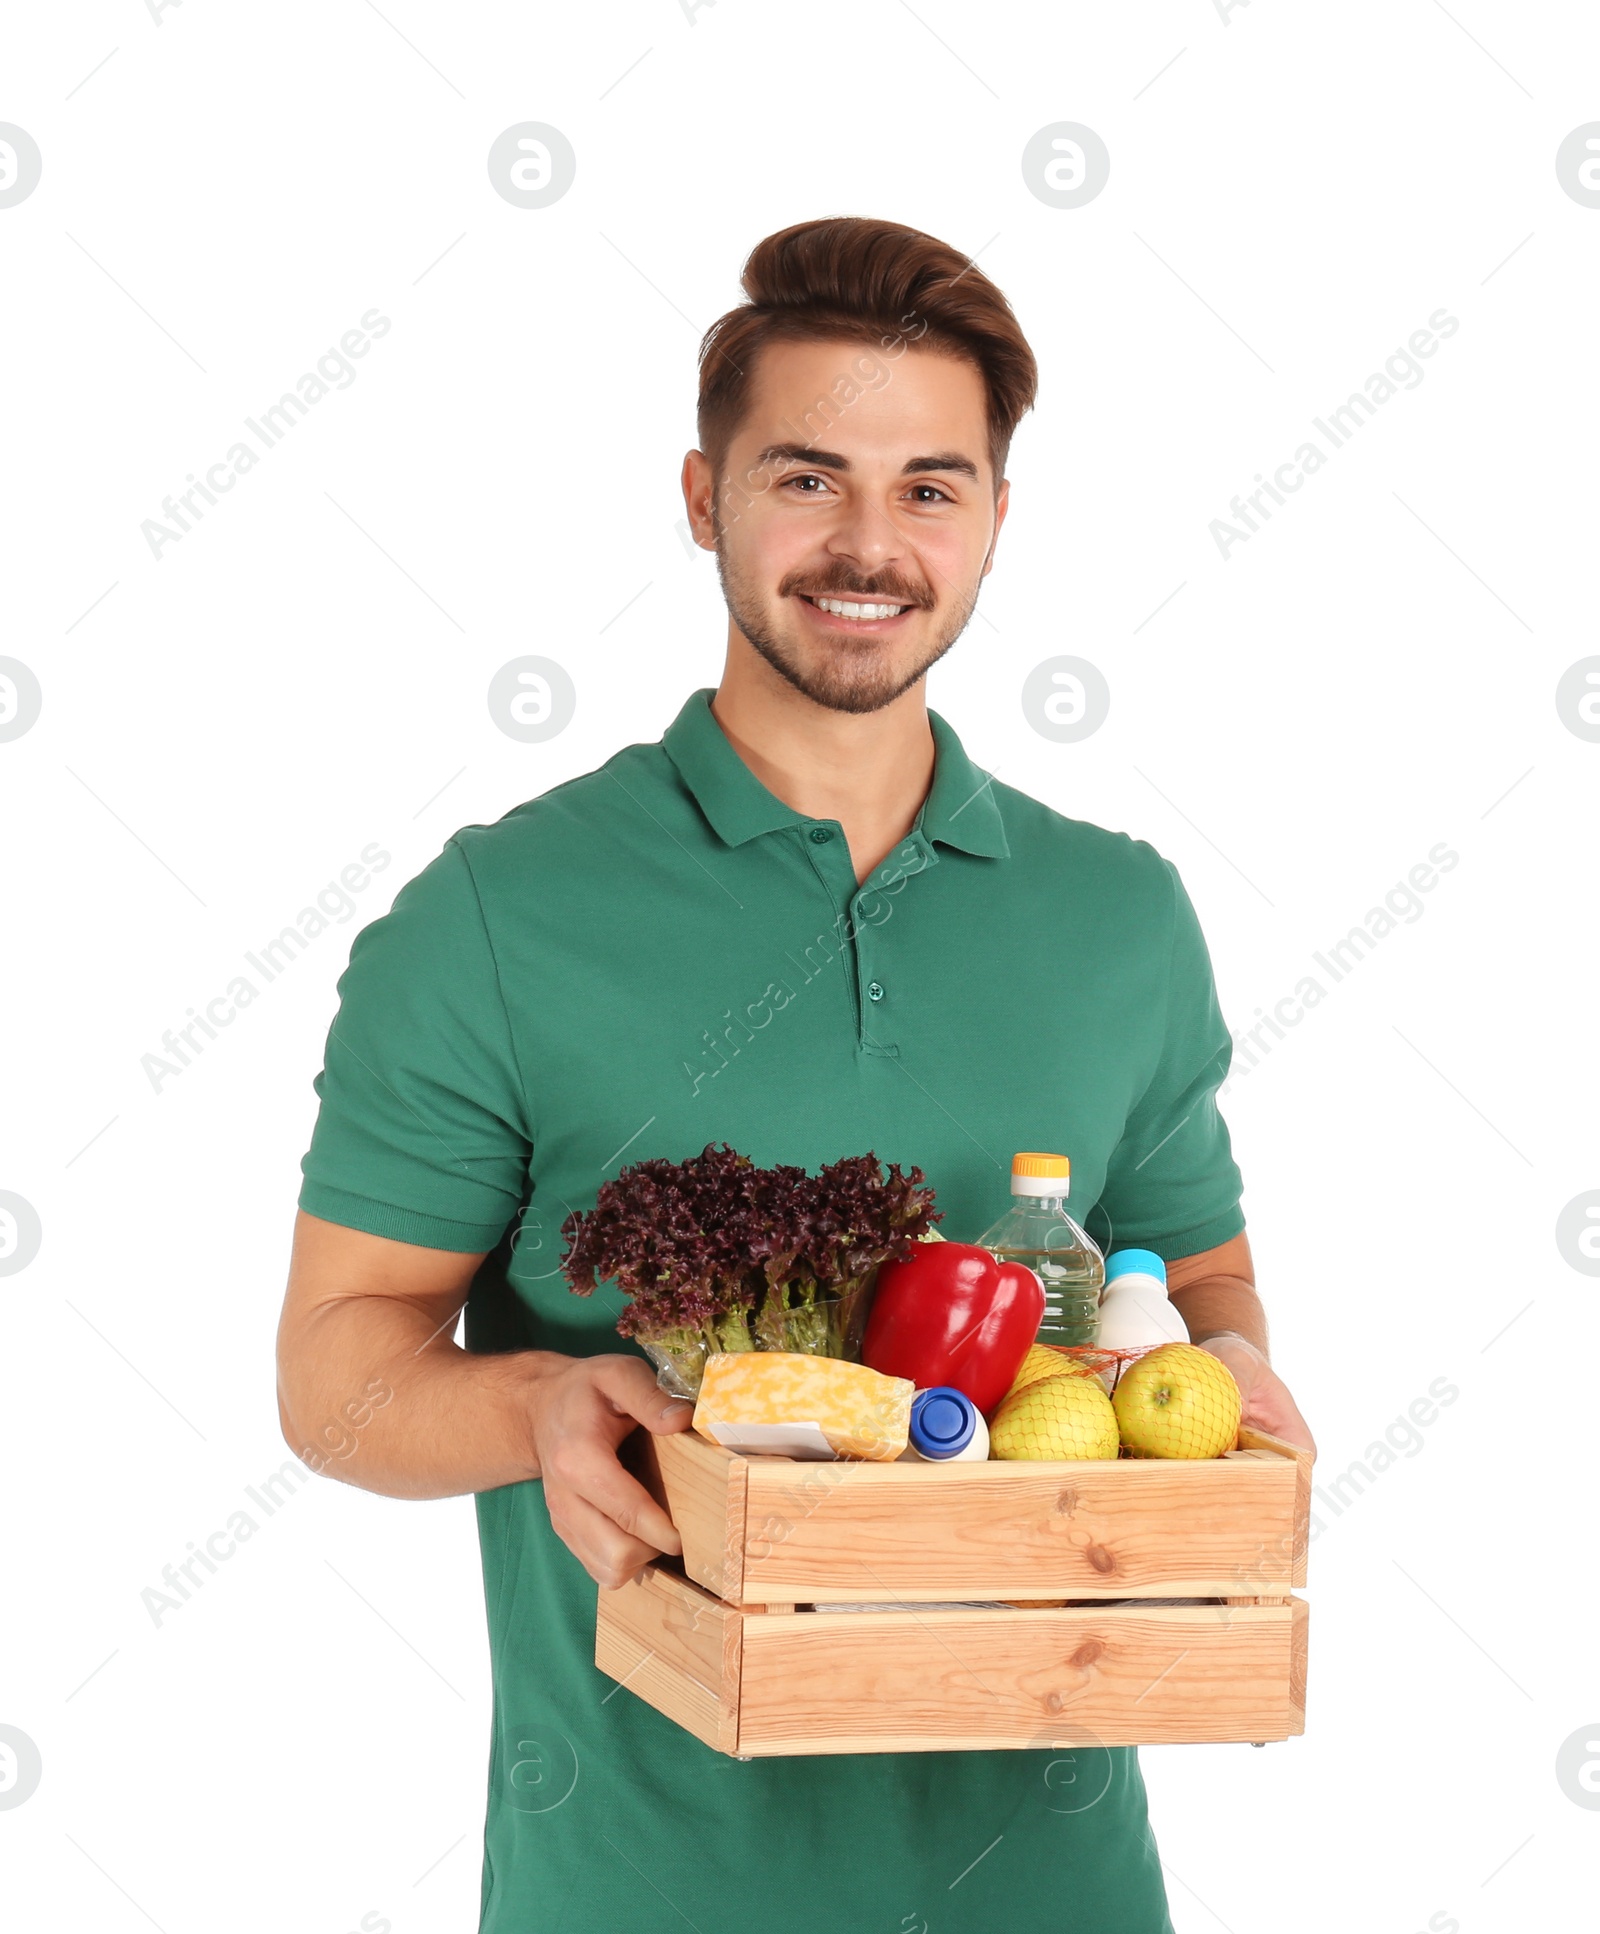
left=276, top=1212, right=692, bottom=1588
left=525, top=1355, right=693, bottom=1588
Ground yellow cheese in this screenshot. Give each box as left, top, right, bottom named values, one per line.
left=693, top=1352, right=913, bottom=1461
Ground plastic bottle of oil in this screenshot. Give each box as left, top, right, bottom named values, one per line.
left=977, top=1152, right=1105, bottom=1347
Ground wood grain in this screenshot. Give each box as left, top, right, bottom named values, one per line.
left=611, top=1432, right=1313, bottom=1756
left=734, top=1443, right=1304, bottom=1603
left=594, top=1564, right=741, bottom=1755
left=633, top=1430, right=748, bottom=1602
left=734, top=1600, right=1304, bottom=1756
left=1238, top=1425, right=1314, bottom=1588
left=1288, top=1595, right=1309, bottom=1733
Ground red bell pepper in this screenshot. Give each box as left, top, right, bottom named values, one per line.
left=861, top=1242, right=1044, bottom=1418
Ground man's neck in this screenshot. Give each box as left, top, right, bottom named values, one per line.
left=710, top=650, right=936, bottom=886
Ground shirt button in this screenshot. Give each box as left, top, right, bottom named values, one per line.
left=867, top=980, right=885, bottom=1002
left=809, top=826, right=834, bottom=844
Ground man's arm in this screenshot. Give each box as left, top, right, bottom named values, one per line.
left=1165, top=1231, right=1316, bottom=1457
left=275, top=1210, right=693, bottom=1586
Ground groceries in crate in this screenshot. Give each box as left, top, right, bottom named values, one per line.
left=976, top=1151, right=1105, bottom=1346
left=860, top=1239, right=1044, bottom=1414
left=562, top=1142, right=1242, bottom=1462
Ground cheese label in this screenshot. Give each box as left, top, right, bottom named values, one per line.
left=699, top=1421, right=837, bottom=1460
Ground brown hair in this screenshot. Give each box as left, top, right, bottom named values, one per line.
left=697, top=216, right=1038, bottom=493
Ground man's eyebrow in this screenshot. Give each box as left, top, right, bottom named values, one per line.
left=753, top=442, right=849, bottom=472
left=751, top=443, right=980, bottom=480
left=903, top=452, right=979, bottom=479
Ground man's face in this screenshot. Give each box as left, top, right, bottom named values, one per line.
left=685, top=339, right=1008, bottom=716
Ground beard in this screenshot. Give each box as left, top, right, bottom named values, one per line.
left=713, top=543, right=982, bottom=717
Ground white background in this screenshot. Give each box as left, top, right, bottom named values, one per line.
left=3, top=3, right=1598, bottom=1931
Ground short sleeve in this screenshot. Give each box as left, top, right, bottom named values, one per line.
left=297, top=839, right=532, bottom=1252
left=1091, top=862, right=1245, bottom=1262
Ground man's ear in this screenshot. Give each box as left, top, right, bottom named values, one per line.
left=980, top=476, right=1011, bottom=577
left=681, top=450, right=720, bottom=552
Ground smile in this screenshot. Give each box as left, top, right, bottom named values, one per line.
left=801, top=595, right=914, bottom=622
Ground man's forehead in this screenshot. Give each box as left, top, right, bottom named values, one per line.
left=733, top=338, right=990, bottom=465
left=748, top=334, right=981, bottom=394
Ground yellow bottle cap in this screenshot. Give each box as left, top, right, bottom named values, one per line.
left=1011, top=1152, right=1070, bottom=1180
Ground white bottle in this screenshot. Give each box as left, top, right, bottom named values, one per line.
left=1094, top=1250, right=1189, bottom=1376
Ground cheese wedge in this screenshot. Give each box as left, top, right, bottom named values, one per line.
left=693, top=1351, right=913, bottom=1461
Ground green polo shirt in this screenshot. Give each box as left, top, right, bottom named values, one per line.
left=298, top=687, right=1244, bottom=1934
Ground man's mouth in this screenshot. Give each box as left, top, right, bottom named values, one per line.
left=798, top=594, right=917, bottom=626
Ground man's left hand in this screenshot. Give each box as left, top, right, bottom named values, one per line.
left=1196, top=1332, right=1316, bottom=1459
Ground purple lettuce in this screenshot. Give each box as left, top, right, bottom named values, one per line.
left=561, top=1143, right=940, bottom=1360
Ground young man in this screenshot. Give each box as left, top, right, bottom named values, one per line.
left=278, top=216, right=1313, bottom=1934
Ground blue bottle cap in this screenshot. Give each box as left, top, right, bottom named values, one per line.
left=1104, top=1248, right=1167, bottom=1286
left=909, top=1386, right=979, bottom=1458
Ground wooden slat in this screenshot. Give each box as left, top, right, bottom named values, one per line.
left=594, top=1564, right=741, bottom=1755
left=638, top=1428, right=1310, bottom=1602
left=1288, top=1595, right=1309, bottom=1735
left=632, top=1430, right=748, bottom=1602
left=735, top=1600, right=1304, bottom=1756
left=1238, top=1426, right=1314, bottom=1588
left=733, top=1445, right=1302, bottom=1603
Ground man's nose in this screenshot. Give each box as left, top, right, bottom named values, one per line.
left=824, top=495, right=905, bottom=577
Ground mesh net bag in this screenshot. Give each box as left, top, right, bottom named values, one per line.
left=1023, top=1343, right=1243, bottom=1460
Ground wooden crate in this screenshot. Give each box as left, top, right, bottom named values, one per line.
left=596, top=1426, right=1311, bottom=1758
left=630, top=1425, right=1310, bottom=1605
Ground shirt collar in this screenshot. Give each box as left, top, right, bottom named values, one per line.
left=661, top=688, right=1010, bottom=860
left=920, top=706, right=1010, bottom=859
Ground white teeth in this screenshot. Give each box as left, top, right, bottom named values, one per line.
left=812, top=597, right=908, bottom=620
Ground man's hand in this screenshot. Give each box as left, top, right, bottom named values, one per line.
left=276, top=1214, right=697, bottom=1588
left=1163, top=1233, right=1314, bottom=1458
left=1196, top=1331, right=1316, bottom=1459
left=527, top=1355, right=695, bottom=1589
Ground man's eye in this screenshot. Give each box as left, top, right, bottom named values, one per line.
left=908, top=483, right=952, bottom=503
left=784, top=474, right=829, bottom=493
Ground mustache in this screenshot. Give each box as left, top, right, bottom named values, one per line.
left=778, top=567, right=936, bottom=610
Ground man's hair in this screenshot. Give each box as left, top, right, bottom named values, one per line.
left=697, top=216, right=1038, bottom=491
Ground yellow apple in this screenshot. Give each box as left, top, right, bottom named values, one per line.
left=1005, top=1342, right=1095, bottom=1401
left=990, top=1369, right=1119, bottom=1460
left=1112, top=1343, right=1241, bottom=1459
